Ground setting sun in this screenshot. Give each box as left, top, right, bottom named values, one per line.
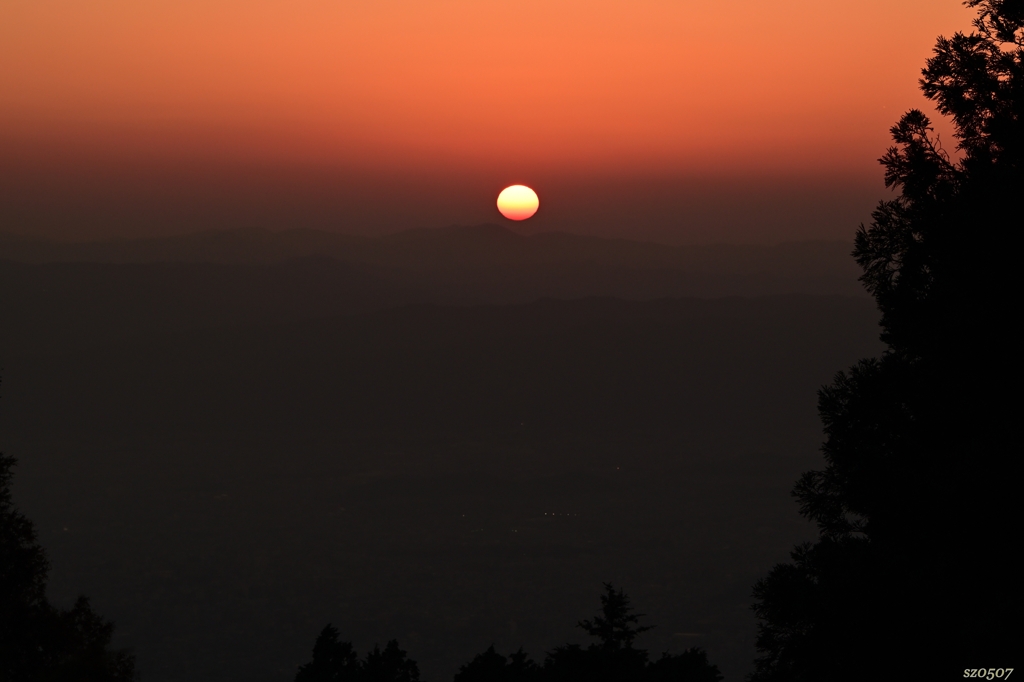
left=496, top=185, right=539, bottom=221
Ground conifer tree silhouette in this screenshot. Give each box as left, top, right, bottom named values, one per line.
left=577, top=583, right=653, bottom=652
left=750, top=2, right=1021, bottom=679
left=294, top=624, right=360, bottom=682
left=545, top=584, right=651, bottom=682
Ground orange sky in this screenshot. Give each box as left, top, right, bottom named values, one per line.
left=0, top=0, right=975, bottom=242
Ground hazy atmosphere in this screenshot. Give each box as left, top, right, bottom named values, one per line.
left=1, top=1, right=972, bottom=243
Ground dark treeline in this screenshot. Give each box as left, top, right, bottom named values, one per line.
left=750, top=0, right=1021, bottom=679
left=295, top=585, right=722, bottom=682
left=295, top=631, right=420, bottom=682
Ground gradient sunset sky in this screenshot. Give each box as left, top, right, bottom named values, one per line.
left=1, top=0, right=973, bottom=243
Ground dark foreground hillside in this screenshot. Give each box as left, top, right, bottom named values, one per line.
left=0, top=291, right=880, bottom=681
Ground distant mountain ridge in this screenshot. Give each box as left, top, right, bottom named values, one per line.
left=0, top=224, right=858, bottom=278
left=0, top=227, right=868, bottom=359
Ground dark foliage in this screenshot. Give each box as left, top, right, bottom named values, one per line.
left=0, top=395, right=137, bottom=681
left=646, top=649, right=725, bottom=682
left=542, top=641, right=649, bottom=682
left=454, top=646, right=540, bottom=682
left=363, top=641, right=420, bottom=682
left=577, top=584, right=653, bottom=652
left=295, top=625, right=360, bottom=682
left=750, top=1, right=1021, bottom=679
left=454, top=585, right=722, bottom=682
left=294, top=632, right=419, bottom=682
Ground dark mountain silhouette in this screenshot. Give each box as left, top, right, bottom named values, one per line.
left=0, top=228, right=864, bottom=318
left=0, top=227, right=863, bottom=361
left=750, top=1, right=1020, bottom=679
left=0, top=225, right=858, bottom=278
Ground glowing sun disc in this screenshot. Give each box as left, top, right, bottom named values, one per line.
left=497, top=185, right=539, bottom=220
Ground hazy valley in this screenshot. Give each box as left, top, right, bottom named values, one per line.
left=0, top=227, right=879, bottom=681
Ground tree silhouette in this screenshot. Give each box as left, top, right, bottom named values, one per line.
left=294, top=631, right=419, bottom=682
left=0, top=452, right=49, bottom=678
left=577, top=583, right=653, bottom=652
left=454, top=645, right=540, bottom=682
left=0, top=383, right=137, bottom=681
left=455, top=585, right=721, bottom=682
left=545, top=584, right=651, bottom=682
left=363, top=640, right=420, bottom=682
left=647, top=650, right=723, bottom=682
left=295, top=624, right=360, bottom=682
left=750, top=1, right=1021, bottom=679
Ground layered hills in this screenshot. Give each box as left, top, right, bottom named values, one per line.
left=0, top=226, right=863, bottom=358
left=0, top=226, right=860, bottom=282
